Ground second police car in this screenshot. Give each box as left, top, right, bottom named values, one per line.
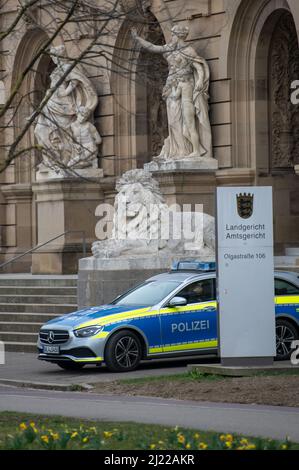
left=38, top=261, right=299, bottom=372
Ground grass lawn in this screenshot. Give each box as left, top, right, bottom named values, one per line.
left=120, top=368, right=299, bottom=385
left=0, top=411, right=295, bottom=450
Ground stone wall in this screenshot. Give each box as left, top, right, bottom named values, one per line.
left=0, top=0, right=299, bottom=272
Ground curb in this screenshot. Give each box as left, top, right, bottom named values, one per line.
left=0, top=378, right=94, bottom=392
left=187, top=364, right=299, bottom=377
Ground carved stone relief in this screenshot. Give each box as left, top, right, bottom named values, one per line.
left=269, top=12, right=299, bottom=168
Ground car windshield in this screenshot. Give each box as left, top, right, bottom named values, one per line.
left=112, top=280, right=181, bottom=307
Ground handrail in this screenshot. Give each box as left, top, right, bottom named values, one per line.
left=0, top=230, right=87, bottom=270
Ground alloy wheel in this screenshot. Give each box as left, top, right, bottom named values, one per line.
left=115, top=335, right=140, bottom=369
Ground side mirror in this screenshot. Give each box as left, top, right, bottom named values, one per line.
left=168, top=296, right=187, bottom=308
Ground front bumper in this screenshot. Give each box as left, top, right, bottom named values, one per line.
left=37, top=328, right=106, bottom=364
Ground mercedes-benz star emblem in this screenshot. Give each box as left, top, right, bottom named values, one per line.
left=47, top=331, right=55, bottom=343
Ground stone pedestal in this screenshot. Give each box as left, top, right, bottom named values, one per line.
left=147, top=167, right=218, bottom=217
left=78, top=254, right=214, bottom=308
left=31, top=178, right=104, bottom=274
left=144, top=157, right=218, bottom=173
left=36, top=164, right=103, bottom=181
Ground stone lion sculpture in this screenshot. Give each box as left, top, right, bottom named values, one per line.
left=91, top=169, right=215, bottom=258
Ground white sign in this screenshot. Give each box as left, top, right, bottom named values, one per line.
left=216, top=187, right=276, bottom=362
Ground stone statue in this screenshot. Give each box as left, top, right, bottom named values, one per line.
left=68, top=106, right=102, bottom=168
left=34, top=45, right=100, bottom=170
left=132, top=25, right=213, bottom=161
left=91, top=169, right=215, bottom=258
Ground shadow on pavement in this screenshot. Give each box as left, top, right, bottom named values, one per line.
left=50, top=355, right=220, bottom=375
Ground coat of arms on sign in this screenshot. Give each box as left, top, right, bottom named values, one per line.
left=236, top=193, right=254, bottom=219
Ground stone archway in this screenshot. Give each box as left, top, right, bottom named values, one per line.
left=256, top=9, right=299, bottom=253
left=111, top=11, right=168, bottom=174
left=3, top=28, right=53, bottom=268
left=11, top=28, right=51, bottom=184
left=227, top=0, right=299, bottom=253
left=268, top=12, right=299, bottom=171
left=135, top=18, right=168, bottom=167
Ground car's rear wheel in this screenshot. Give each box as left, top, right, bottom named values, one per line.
left=104, top=330, right=142, bottom=372
left=56, top=361, right=85, bottom=371
left=276, top=319, right=298, bottom=361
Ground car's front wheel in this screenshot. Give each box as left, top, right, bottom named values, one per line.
left=105, top=330, right=142, bottom=372
left=276, top=319, right=298, bottom=361
left=56, top=361, right=85, bottom=371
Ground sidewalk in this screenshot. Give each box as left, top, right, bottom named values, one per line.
left=0, top=352, right=219, bottom=390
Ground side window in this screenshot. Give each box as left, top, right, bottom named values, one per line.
left=275, top=278, right=299, bottom=296
left=176, top=279, right=215, bottom=305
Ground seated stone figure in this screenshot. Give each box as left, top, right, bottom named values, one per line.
left=91, top=169, right=215, bottom=259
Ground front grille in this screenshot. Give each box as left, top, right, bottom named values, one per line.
left=39, top=329, right=70, bottom=344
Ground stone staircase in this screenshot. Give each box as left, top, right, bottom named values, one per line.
left=0, top=275, right=78, bottom=353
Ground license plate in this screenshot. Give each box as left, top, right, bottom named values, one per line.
left=43, top=345, right=60, bottom=354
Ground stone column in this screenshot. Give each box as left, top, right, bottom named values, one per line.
left=31, top=178, right=104, bottom=274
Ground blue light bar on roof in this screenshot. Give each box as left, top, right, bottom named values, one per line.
left=171, top=261, right=216, bottom=272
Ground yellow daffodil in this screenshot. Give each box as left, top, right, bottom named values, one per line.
left=199, top=442, right=208, bottom=450
left=281, top=444, right=288, bottom=450
left=246, top=444, right=256, bottom=450
left=240, top=438, right=248, bottom=446
left=41, top=435, right=49, bottom=444
left=186, top=443, right=191, bottom=449
left=219, top=434, right=226, bottom=442
left=150, top=444, right=156, bottom=449
left=82, top=437, right=89, bottom=443
left=226, top=434, right=233, bottom=442
left=103, top=431, right=113, bottom=439
left=19, top=423, right=27, bottom=431
left=71, top=432, right=78, bottom=439
left=194, top=433, right=200, bottom=439
left=177, top=434, right=185, bottom=444
left=225, top=441, right=232, bottom=448
left=51, top=433, right=59, bottom=441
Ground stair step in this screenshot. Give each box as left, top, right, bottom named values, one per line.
left=3, top=341, right=37, bottom=353
left=0, top=331, right=38, bottom=343
left=0, top=295, right=77, bottom=304
left=0, top=286, right=77, bottom=295
left=0, top=275, right=78, bottom=353
left=0, top=277, right=77, bottom=287
left=0, top=322, right=43, bottom=333
left=0, top=303, right=76, bottom=313
left=285, top=247, right=299, bottom=256
left=0, top=312, right=62, bottom=323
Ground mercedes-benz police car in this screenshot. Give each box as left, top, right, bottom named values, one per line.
left=38, top=261, right=299, bottom=372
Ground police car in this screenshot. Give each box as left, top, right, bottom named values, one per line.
left=38, top=261, right=299, bottom=372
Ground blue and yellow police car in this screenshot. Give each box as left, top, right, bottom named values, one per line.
left=38, top=261, right=299, bottom=371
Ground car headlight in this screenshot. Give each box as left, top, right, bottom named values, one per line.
left=73, top=325, right=104, bottom=338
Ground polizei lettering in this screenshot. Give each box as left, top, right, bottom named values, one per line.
left=171, top=320, right=210, bottom=333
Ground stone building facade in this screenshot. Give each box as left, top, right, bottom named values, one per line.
left=0, top=0, right=299, bottom=273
